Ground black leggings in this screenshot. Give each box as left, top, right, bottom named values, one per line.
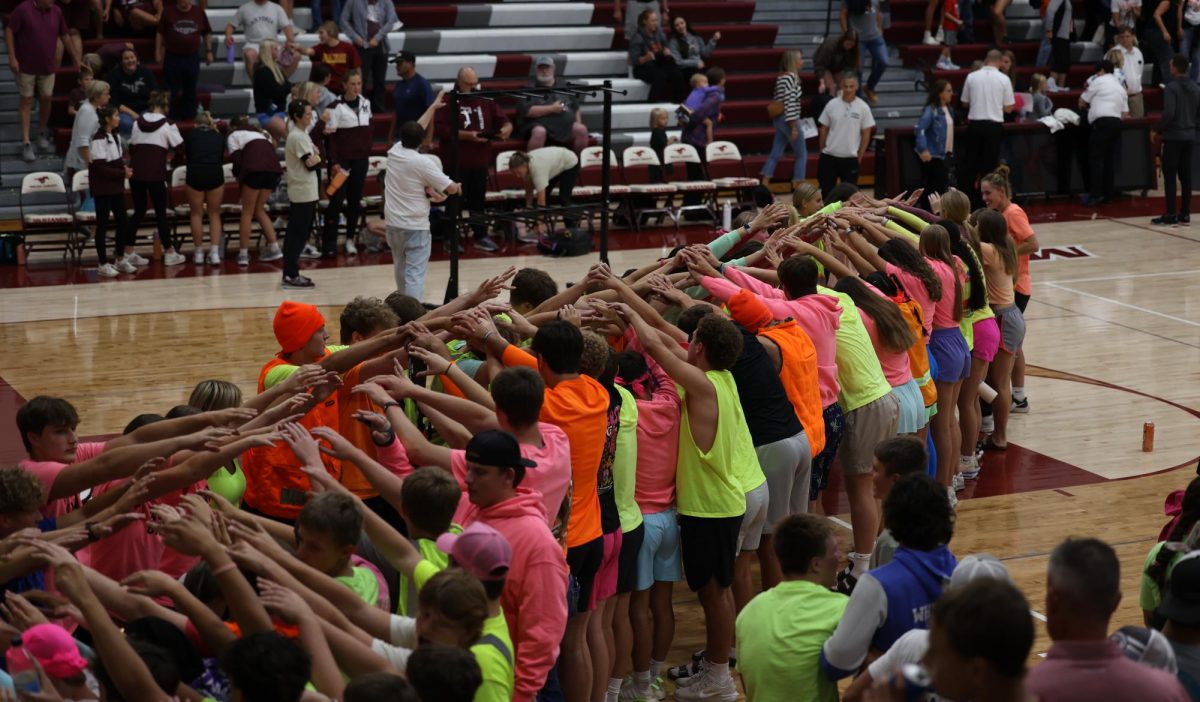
left=129, top=180, right=174, bottom=253
left=284, top=200, right=317, bottom=278
left=633, top=59, right=686, bottom=102
left=323, top=157, right=367, bottom=253
left=1163, top=139, right=1195, bottom=217
left=360, top=45, right=389, bottom=112
left=94, top=193, right=130, bottom=264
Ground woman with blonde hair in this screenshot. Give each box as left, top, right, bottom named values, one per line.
left=188, top=379, right=247, bottom=504
left=184, top=110, right=227, bottom=265
left=253, top=39, right=291, bottom=140
left=760, top=49, right=807, bottom=190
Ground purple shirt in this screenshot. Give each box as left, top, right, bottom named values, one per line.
left=1027, top=640, right=1190, bottom=702
left=7, top=0, right=69, bottom=76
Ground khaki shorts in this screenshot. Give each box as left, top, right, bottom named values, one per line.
left=17, top=73, right=54, bottom=99
left=840, top=392, right=901, bottom=476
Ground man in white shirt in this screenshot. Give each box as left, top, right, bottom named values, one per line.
left=224, top=0, right=296, bottom=79
left=959, top=49, right=1014, bottom=204
left=1117, top=25, right=1146, bottom=116
left=1079, top=60, right=1130, bottom=206
left=816, top=75, right=875, bottom=197
left=385, top=120, right=460, bottom=298
left=507, top=146, right=581, bottom=236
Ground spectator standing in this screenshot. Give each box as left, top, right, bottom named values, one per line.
left=155, top=0, right=213, bottom=121
left=127, top=92, right=185, bottom=267
left=385, top=119, right=459, bottom=298
left=5, top=0, right=81, bottom=162
left=107, top=47, right=157, bottom=138
left=1182, top=0, right=1200, bottom=80
left=759, top=49, right=807, bottom=190
left=813, top=31, right=860, bottom=100
left=323, top=70, right=373, bottom=257
left=1112, top=1, right=1144, bottom=46
left=516, top=56, right=588, bottom=153
left=1027, top=538, right=1190, bottom=702
left=840, top=0, right=888, bottom=105
left=1079, top=60, right=1130, bottom=206
left=183, top=111, right=227, bottom=265
left=281, top=99, right=321, bottom=289
left=224, top=0, right=294, bottom=80
left=614, top=0, right=667, bottom=40
left=681, top=67, right=724, bottom=151
left=735, top=514, right=847, bottom=702
left=914, top=79, right=955, bottom=202
left=339, top=0, right=398, bottom=112
left=1147, top=0, right=1178, bottom=86
left=89, top=105, right=136, bottom=278
left=299, top=21, right=360, bottom=93
left=392, top=51, right=435, bottom=133
left=667, top=16, right=719, bottom=85
left=816, top=75, right=875, bottom=197
left=64, top=80, right=110, bottom=176
left=1046, top=0, right=1075, bottom=91
left=959, top=50, right=1014, bottom=204
left=226, top=115, right=284, bottom=266
left=1117, top=26, right=1146, bottom=117
left=434, top=66, right=513, bottom=253
left=1153, top=54, right=1200, bottom=225
left=629, top=10, right=687, bottom=102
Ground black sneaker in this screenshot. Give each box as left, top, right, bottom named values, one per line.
left=1181, top=215, right=1192, bottom=225
left=836, top=565, right=859, bottom=595
left=443, top=239, right=464, bottom=254
left=1151, top=214, right=1178, bottom=226
left=282, top=274, right=315, bottom=289
left=668, top=659, right=702, bottom=681
left=1011, top=397, right=1029, bottom=414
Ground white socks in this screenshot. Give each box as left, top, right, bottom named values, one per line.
left=848, top=551, right=872, bottom=577
left=649, top=659, right=663, bottom=679
left=634, top=670, right=652, bottom=695
left=605, top=677, right=622, bottom=702
left=1013, top=386, right=1026, bottom=402
left=709, top=661, right=730, bottom=679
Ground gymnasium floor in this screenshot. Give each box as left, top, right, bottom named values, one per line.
left=1, top=201, right=1198, bottom=693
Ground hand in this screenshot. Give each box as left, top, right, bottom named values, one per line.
left=278, top=422, right=322, bottom=468
left=905, top=189, right=923, bottom=206
left=8, top=658, right=62, bottom=701
left=352, top=409, right=390, bottom=439
left=225, top=34, right=235, bottom=47
left=749, top=202, right=789, bottom=232
left=790, top=126, right=800, bottom=141
left=712, top=31, right=721, bottom=40
left=258, top=579, right=313, bottom=625
left=179, top=493, right=215, bottom=526
left=183, top=426, right=236, bottom=452
left=308, top=372, right=344, bottom=404
left=0, top=592, right=49, bottom=631
left=368, top=38, right=379, bottom=48
left=282, top=365, right=326, bottom=393
left=354, top=377, right=409, bottom=405
left=196, top=489, right=238, bottom=517
left=919, top=150, right=932, bottom=163
left=23, top=540, right=78, bottom=572
left=124, top=167, right=134, bottom=180
left=226, top=520, right=288, bottom=560
left=309, top=426, right=359, bottom=462
left=464, top=131, right=482, bottom=142
left=156, top=513, right=218, bottom=557
left=210, top=406, right=258, bottom=427
left=354, top=37, right=365, bottom=47
left=90, top=513, right=146, bottom=540
left=472, top=265, right=517, bottom=302
left=586, top=261, right=616, bottom=288
left=557, top=305, right=582, bottom=328
left=226, top=541, right=272, bottom=574
left=204, top=49, right=213, bottom=65
left=300, top=462, right=351, bottom=496
left=407, top=345, right=454, bottom=376
left=7, top=57, right=17, bottom=75
left=697, top=59, right=705, bottom=70
left=121, top=570, right=182, bottom=599
left=928, top=191, right=942, bottom=216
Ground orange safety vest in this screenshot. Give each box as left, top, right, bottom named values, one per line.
left=888, top=279, right=938, bottom=409
left=241, top=353, right=343, bottom=519
left=335, top=364, right=381, bottom=499
left=759, top=321, right=827, bottom=456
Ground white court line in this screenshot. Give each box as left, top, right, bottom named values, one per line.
left=1030, top=610, right=1047, bottom=622
left=828, top=516, right=853, bottom=531
left=1042, top=282, right=1200, bottom=328
left=1038, top=269, right=1200, bottom=285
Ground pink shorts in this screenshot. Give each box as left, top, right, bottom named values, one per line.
left=590, top=530, right=623, bottom=607
left=971, top=317, right=1000, bottom=363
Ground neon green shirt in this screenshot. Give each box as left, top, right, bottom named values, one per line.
left=817, top=287, right=892, bottom=412
left=263, top=345, right=350, bottom=389
left=336, top=566, right=380, bottom=607
left=398, top=530, right=459, bottom=616
left=206, top=460, right=246, bottom=506
left=1140, top=541, right=1188, bottom=611
left=676, top=370, right=754, bottom=518
left=613, top=386, right=644, bottom=533
left=736, top=579, right=848, bottom=702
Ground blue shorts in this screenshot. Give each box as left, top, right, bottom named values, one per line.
left=635, top=508, right=682, bottom=591
left=929, top=326, right=971, bottom=383
left=256, top=111, right=285, bottom=128
left=892, top=378, right=928, bottom=434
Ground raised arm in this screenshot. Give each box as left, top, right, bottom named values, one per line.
left=352, top=382, right=455, bottom=469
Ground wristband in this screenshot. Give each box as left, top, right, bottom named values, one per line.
left=742, top=223, right=752, bottom=233
left=717, top=262, right=726, bottom=273
left=380, top=401, right=400, bottom=412
left=85, top=521, right=99, bottom=543
left=210, top=561, right=238, bottom=577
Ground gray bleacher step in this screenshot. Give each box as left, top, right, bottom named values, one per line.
left=218, top=26, right=617, bottom=56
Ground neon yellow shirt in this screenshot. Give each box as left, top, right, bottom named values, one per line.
left=336, top=566, right=380, bottom=607
left=676, top=370, right=754, bottom=518
left=613, top=385, right=644, bottom=533
left=817, top=287, right=891, bottom=412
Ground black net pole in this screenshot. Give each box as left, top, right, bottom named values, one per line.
left=600, top=80, right=612, bottom=265
left=445, top=91, right=462, bottom=303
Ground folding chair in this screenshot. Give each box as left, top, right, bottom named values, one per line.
left=19, top=172, right=79, bottom=265
left=621, top=146, right=678, bottom=231
left=663, top=142, right=718, bottom=223
left=705, top=140, right=761, bottom=212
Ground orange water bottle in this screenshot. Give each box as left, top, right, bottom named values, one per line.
left=1143, top=421, right=1155, bottom=453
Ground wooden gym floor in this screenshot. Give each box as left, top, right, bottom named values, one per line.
left=1, top=208, right=1199, bottom=697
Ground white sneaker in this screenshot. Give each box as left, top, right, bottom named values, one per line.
left=97, top=263, right=119, bottom=277
left=962, top=457, right=981, bottom=480
left=208, top=247, right=222, bottom=266
left=936, top=56, right=960, bottom=70
left=344, top=237, right=358, bottom=255
left=673, top=669, right=738, bottom=702
left=953, top=472, right=965, bottom=492
left=126, top=252, right=150, bottom=266
left=193, top=248, right=206, bottom=265
left=237, top=249, right=250, bottom=266
left=922, top=31, right=940, bottom=45
left=947, top=486, right=959, bottom=509
left=260, top=242, right=284, bottom=262
left=981, top=414, right=995, bottom=434
left=116, top=257, right=137, bottom=274
left=649, top=677, right=666, bottom=701
left=300, top=243, right=322, bottom=259
left=163, top=251, right=186, bottom=267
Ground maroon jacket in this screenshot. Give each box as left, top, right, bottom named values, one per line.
left=87, top=131, right=126, bottom=197
left=435, top=91, right=511, bottom=171
left=129, top=114, right=183, bottom=182
left=228, top=129, right=282, bottom=178
left=326, top=96, right=373, bottom=164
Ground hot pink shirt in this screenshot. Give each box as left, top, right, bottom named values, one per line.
left=449, top=422, right=571, bottom=529
left=624, top=329, right=682, bottom=515
left=929, top=257, right=965, bottom=330
left=858, top=299, right=913, bottom=388
left=884, top=263, right=935, bottom=336
left=19, top=441, right=105, bottom=519
left=704, top=268, right=843, bottom=407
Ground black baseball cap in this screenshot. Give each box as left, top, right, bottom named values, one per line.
left=466, top=430, right=536, bottom=471
left=1158, top=551, right=1200, bottom=626
left=395, top=50, right=416, bottom=65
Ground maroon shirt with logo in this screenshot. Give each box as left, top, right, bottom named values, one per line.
left=7, top=0, right=69, bottom=76
left=158, top=3, right=212, bottom=56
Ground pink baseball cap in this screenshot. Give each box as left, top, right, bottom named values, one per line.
left=436, top=523, right=513, bottom=582
left=22, top=623, right=88, bottom=679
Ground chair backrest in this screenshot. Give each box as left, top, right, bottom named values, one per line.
left=495, top=150, right=517, bottom=173
left=222, top=163, right=236, bottom=183
left=366, top=155, right=387, bottom=176
left=579, top=147, right=620, bottom=187
left=22, top=172, right=66, bottom=196
left=171, top=166, right=188, bottom=188
left=493, top=150, right=523, bottom=190
left=70, top=170, right=90, bottom=194
left=621, top=146, right=661, bottom=185
left=706, top=141, right=743, bottom=163
left=664, top=143, right=702, bottom=167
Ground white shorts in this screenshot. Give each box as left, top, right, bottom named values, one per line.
left=737, top=482, right=770, bottom=552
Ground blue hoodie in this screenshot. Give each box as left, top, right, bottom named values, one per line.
left=820, top=545, right=956, bottom=680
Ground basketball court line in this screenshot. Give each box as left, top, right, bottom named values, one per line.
left=1041, top=282, right=1200, bottom=329
left=1038, top=269, right=1200, bottom=285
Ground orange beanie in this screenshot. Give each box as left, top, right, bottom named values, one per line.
left=726, top=289, right=773, bottom=333
left=273, top=301, right=325, bottom=353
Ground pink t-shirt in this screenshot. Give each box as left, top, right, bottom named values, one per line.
left=449, top=422, right=572, bottom=528
left=928, top=257, right=965, bottom=330
left=19, top=441, right=105, bottom=519
left=885, top=263, right=935, bottom=336
left=625, top=340, right=682, bottom=515
left=1003, top=203, right=1035, bottom=296
left=858, top=299, right=914, bottom=388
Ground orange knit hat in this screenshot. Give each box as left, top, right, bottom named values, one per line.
left=273, top=301, right=326, bottom=353
left=726, top=289, right=773, bottom=333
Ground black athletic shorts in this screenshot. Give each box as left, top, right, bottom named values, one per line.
left=1014, top=291, right=1030, bottom=313
left=615, top=523, right=646, bottom=595
left=242, top=171, right=281, bottom=191
left=679, top=514, right=743, bottom=592
left=566, top=535, right=604, bottom=613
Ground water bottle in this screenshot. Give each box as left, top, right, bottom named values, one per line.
left=226, top=43, right=236, bottom=64
left=721, top=201, right=732, bottom=231
left=7, top=637, right=41, bottom=693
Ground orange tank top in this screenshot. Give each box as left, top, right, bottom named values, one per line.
left=760, top=321, right=827, bottom=456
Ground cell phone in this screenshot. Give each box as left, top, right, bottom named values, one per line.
left=409, top=357, right=427, bottom=382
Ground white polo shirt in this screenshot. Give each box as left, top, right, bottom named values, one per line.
left=384, top=143, right=454, bottom=231
left=961, top=65, right=1014, bottom=123
left=1119, top=45, right=1144, bottom=94
left=1081, top=72, right=1129, bottom=121
left=818, top=97, right=876, bottom=158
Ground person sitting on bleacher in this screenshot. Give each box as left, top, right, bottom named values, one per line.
left=516, top=56, right=588, bottom=153
left=224, top=0, right=295, bottom=81
left=106, top=47, right=157, bottom=137
left=629, top=9, right=686, bottom=103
